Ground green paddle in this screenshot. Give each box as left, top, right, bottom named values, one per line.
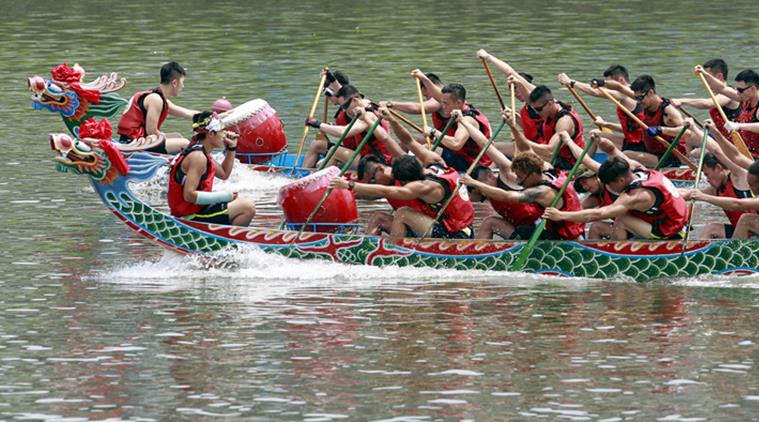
left=654, top=123, right=691, bottom=170
left=511, top=135, right=597, bottom=272
left=680, top=125, right=710, bottom=255
left=416, top=119, right=507, bottom=242
left=317, top=113, right=361, bottom=171
left=291, top=115, right=384, bottom=242
left=431, top=115, right=458, bottom=151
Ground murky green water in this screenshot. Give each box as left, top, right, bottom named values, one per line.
left=3, top=0, right=759, bottom=420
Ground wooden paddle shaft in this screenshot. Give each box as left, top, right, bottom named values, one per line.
left=292, top=70, right=329, bottom=172
left=598, top=88, right=697, bottom=171
left=697, top=73, right=752, bottom=158
left=415, top=78, right=430, bottom=147
left=510, top=82, right=516, bottom=121
left=482, top=58, right=506, bottom=110
left=388, top=108, right=423, bottom=133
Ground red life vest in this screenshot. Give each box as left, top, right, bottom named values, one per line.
left=117, top=87, right=170, bottom=140
left=536, top=171, right=585, bottom=240
left=737, top=100, right=759, bottom=155
left=709, top=103, right=741, bottom=139
left=421, top=165, right=475, bottom=233
left=520, top=104, right=544, bottom=142
left=335, top=106, right=393, bottom=164
left=167, top=144, right=216, bottom=217
left=386, top=179, right=428, bottom=212
left=488, top=176, right=543, bottom=226
left=624, top=169, right=688, bottom=238
left=717, top=175, right=756, bottom=226
left=616, top=104, right=645, bottom=144
left=594, top=186, right=618, bottom=207
left=540, top=102, right=585, bottom=164
left=640, top=97, right=686, bottom=157
left=432, top=105, right=493, bottom=167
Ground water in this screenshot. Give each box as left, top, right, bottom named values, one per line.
left=2, top=0, right=759, bottom=419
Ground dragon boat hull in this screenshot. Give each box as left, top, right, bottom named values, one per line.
left=64, top=147, right=757, bottom=282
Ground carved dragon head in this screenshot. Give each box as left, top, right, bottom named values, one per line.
left=30, top=63, right=128, bottom=137
left=50, top=133, right=128, bottom=185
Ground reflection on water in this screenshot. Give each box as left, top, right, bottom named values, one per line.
left=2, top=0, right=759, bottom=419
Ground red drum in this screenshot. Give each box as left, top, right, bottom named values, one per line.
left=221, top=99, right=287, bottom=164
left=277, top=166, right=359, bottom=233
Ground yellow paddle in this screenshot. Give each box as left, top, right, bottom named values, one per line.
left=416, top=77, right=431, bottom=149
left=292, top=68, right=329, bottom=172
left=697, top=73, right=752, bottom=158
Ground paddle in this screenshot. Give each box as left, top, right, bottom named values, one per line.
left=598, top=87, right=697, bottom=171
left=317, top=113, right=361, bottom=171
left=292, top=69, right=329, bottom=172
left=416, top=77, right=431, bottom=148
left=482, top=58, right=506, bottom=109
left=566, top=85, right=613, bottom=134
left=511, top=135, right=597, bottom=272
left=431, top=116, right=457, bottom=151
left=388, top=108, right=423, bottom=133
left=510, top=82, right=517, bottom=122
left=548, top=136, right=563, bottom=167
left=415, top=119, right=508, bottom=243
left=654, top=123, right=691, bottom=169
left=680, top=124, right=711, bottom=255
left=697, top=73, right=752, bottom=159
left=291, top=115, right=384, bottom=242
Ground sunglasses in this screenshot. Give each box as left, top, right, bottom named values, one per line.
left=737, top=85, right=754, bottom=94
left=634, top=90, right=649, bottom=101
left=532, top=101, right=551, bottom=112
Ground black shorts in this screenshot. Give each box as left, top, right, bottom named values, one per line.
left=185, top=202, right=231, bottom=225
left=118, top=134, right=168, bottom=154
left=510, top=224, right=562, bottom=240
left=430, top=223, right=474, bottom=239
left=650, top=220, right=686, bottom=240
left=724, top=224, right=735, bottom=238
left=622, top=140, right=647, bottom=153
left=441, top=149, right=470, bottom=172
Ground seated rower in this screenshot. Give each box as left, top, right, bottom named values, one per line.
left=411, top=69, right=493, bottom=171
left=671, top=59, right=741, bottom=139
left=544, top=157, right=688, bottom=240
left=351, top=106, right=445, bottom=235
left=118, top=61, right=199, bottom=154
left=456, top=109, right=542, bottom=239
left=302, top=84, right=393, bottom=169
left=461, top=151, right=585, bottom=240
left=558, top=65, right=646, bottom=153
left=329, top=154, right=475, bottom=241
left=167, top=112, right=256, bottom=226
left=687, top=161, right=759, bottom=239
left=523, top=85, right=586, bottom=170
left=605, top=74, right=687, bottom=167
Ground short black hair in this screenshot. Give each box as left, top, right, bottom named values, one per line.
left=528, top=85, right=553, bottom=103
left=598, top=157, right=630, bottom=184
left=702, top=152, right=724, bottom=170
left=441, top=83, right=466, bottom=102
left=333, top=70, right=350, bottom=85
left=603, top=64, right=629, bottom=82
left=703, top=59, right=728, bottom=80
left=160, top=61, right=186, bottom=84
left=518, top=72, right=534, bottom=83
left=391, top=155, right=425, bottom=182
left=735, top=69, right=759, bottom=87
left=630, top=75, right=656, bottom=94
left=336, top=84, right=361, bottom=99
left=357, top=155, right=382, bottom=180
left=191, top=110, right=214, bottom=141
left=426, top=72, right=443, bottom=87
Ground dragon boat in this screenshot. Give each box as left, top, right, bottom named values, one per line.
left=29, top=64, right=697, bottom=182
left=48, top=132, right=759, bottom=282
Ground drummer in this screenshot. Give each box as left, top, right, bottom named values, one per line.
left=167, top=111, right=256, bottom=226
left=117, top=61, right=199, bottom=154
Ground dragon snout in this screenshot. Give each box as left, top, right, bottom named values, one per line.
left=28, top=76, right=46, bottom=94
